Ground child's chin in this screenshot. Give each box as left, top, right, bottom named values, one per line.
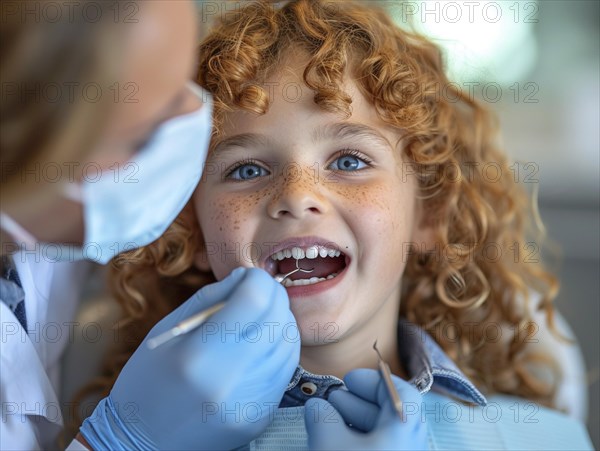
left=296, top=315, right=344, bottom=346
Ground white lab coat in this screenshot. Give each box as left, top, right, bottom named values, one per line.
left=1, top=252, right=90, bottom=450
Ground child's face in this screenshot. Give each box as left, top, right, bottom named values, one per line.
left=193, top=57, right=425, bottom=344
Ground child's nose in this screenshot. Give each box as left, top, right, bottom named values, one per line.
left=267, top=167, right=329, bottom=220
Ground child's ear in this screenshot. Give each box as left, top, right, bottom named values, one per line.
left=193, top=237, right=212, bottom=272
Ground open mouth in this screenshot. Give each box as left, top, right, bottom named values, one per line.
left=266, top=245, right=348, bottom=287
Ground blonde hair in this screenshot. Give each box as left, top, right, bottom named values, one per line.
left=79, top=0, right=563, bottom=423
left=1, top=1, right=127, bottom=201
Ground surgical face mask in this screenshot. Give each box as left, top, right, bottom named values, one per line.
left=1, top=83, right=213, bottom=264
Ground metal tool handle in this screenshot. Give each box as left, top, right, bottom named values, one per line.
left=373, top=340, right=404, bottom=419
left=147, top=301, right=226, bottom=350
left=377, top=359, right=404, bottom=419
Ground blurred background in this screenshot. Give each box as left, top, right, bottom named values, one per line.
left=498, top=2, right=599, bottom=446
left=389, top=0, right=599, bottom=446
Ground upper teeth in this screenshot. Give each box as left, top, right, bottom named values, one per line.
left=271, top=246, right=341, bottom=261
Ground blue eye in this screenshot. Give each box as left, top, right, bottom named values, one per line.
left=227, top=163, right=268, bottom=181
left=329, top=153, right=369, bottom=172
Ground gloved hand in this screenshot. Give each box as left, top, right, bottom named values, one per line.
left=79, top=267, right=300, bottom=450
left=304, top=368, right=428, bottom=450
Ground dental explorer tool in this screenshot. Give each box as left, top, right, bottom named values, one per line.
left=274, top=258, right=314, bottom=283
left=148, top=259, right=314, bottom=350
left=373, top=340, right=404, bottom=419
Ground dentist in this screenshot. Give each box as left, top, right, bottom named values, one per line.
left=0, top=1, right=299, bottom=449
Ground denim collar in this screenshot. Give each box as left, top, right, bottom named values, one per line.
left=280, top=318, right=487, bottom=408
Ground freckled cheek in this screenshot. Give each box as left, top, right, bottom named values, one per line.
left=196, top=195, right=258, bottom=276
left=335, top=182, right=399, bottom=231
left=359, top=197, right=397, bottom=241
left=342, top=183, right=415, bottom=267
left=200, top=195, right=255, bottom=240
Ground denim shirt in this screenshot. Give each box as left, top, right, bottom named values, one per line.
left=280, top=318, right=487, bottom=409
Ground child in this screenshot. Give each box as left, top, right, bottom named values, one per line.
left=83, top=0, right=589, bottom=448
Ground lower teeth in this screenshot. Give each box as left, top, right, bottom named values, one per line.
left=281, top=272, right=338, bottom=287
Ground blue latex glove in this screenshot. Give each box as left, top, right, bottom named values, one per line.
left=304, top=368, right=428, bottom=450
left=79, top=267, right=300, bottom=450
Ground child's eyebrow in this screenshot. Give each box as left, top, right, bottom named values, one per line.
left=312, top=122, right=394, bottom=151
left=211, top=133, right=272, bottom=158
left=210, top=122, right=393, bottom=160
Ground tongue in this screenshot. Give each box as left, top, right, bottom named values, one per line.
left=279, top=256, right=345, bottom=280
